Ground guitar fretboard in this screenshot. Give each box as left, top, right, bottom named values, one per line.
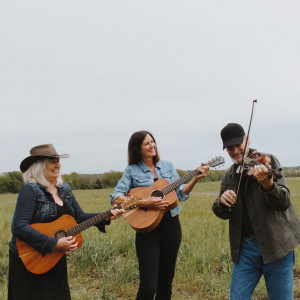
left=67, top=210, right=112, bottom=236
left=161, top=169, right=199, bottom=195
left=160, top=156, right=224, bottom=195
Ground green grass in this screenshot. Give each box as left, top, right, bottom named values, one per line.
left=1, top=178, right=300, bottom=299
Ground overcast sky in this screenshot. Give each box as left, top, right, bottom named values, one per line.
left=1, top=0, right=299, bottom=174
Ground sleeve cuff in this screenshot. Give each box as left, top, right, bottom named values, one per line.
left=178, top=185, right=190, bottom=201
left=95, top=221, right=108, bottom=233
left=261, top=183, right=275, bottom=193
left=44, top=237, right=58, bottom=254
left=110, top=192, right=124, bottom=204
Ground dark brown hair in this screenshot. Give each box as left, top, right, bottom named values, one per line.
left=128, top=131, right=160, bottom=165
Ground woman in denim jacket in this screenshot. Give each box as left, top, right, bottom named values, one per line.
left=8, top=144, right=124, bottom=300
left=111, top=131, right=209, bottom=300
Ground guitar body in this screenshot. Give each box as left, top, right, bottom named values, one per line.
left=122, top=157, right=225, bottom=233
left=16, top=214, right=83, bottom=274
left=124, top=178, right=179, bottom=233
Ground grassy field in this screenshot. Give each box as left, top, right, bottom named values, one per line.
left=1, top=178, right=300, bottom=299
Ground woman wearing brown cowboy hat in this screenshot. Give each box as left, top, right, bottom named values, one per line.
left=8, top=144, right=124, bottom=300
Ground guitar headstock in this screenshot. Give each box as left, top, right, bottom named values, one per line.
left=207, top=156, right=225, bottom=168
left=122, top=195, right=138, bottom=210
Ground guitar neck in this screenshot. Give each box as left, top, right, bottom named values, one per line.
left=162, top=169, right=199, bottom=195
left=161, top=157, right=225, bottom=195
left=67, top=210, right=112, bottom=236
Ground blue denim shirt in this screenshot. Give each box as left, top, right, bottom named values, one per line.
left=110, top=160, right=190, bottom=217
left=10, top=182, right=107, bottom=256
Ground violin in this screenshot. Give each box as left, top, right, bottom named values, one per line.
left=242, top=150, right=282, bottom=181
left=235, top=100, right=283, bottom=198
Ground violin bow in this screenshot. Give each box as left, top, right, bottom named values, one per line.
left=235, top=99, right=258, bottom=198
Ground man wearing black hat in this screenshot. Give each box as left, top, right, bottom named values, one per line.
left=212, top=123, right=300, bottom=300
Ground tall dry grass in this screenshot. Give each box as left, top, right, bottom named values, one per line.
left=1, top=178, right=300, bottom=299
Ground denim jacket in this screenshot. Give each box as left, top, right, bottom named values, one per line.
left=10, top=182, right=107, bottom=256
left=110, top=160, right=190, bottom=217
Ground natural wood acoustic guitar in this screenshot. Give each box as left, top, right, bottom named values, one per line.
left=124, top=156, right=225, bottom=233
left=16, top=197, right=137, bottom=274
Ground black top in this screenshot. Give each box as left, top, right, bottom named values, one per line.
left=240, top=176, right=254, bottom=236
left=56, top=202, right=73, bottom=218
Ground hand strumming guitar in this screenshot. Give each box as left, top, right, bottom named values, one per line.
left=55, top=236, right=78, bottom=255
left=137, top=197, right=169, bottom=210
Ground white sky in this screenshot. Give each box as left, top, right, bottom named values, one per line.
left=1, top=0, right=299, bottom=174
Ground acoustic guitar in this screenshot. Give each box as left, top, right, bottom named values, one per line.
left=124, top=156, right=225, bottom=233
left=16, top=197, right=137, bottom=274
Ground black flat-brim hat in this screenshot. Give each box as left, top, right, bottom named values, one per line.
left=221, top=123, right=245, bottom=149
left=20, top=144, right=69, bottom=172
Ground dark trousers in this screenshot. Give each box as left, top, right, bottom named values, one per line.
left=135, top=212, right=182, bottom=300
left=8, top=250, right=71, bottom=300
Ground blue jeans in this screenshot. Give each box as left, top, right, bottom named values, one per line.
left=230, top=237, right=294, bottom=300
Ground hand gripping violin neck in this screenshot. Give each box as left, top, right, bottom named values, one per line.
left=242, top=151, right=282, bottom=181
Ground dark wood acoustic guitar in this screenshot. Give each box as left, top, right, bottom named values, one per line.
left=124, top=156, right=225, bottom=233
left=16, top=197, right=137, bottom=274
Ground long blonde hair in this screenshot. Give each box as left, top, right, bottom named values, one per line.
left=23, top=158, right=63, bottom=187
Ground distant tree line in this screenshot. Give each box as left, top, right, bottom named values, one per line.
left=61, top=171, right=124, bottom=190
left=282, top=167, right=300, bottom=178
left=176, top=169, right=225, bottom=182
left=0, top=170, right=124, bottom=194
left=0, top=167, right=299, bottom=194
left=0, top=171, right=24, bottom=194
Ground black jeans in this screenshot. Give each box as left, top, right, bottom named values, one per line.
left=135, top=212, right=182, bottom=300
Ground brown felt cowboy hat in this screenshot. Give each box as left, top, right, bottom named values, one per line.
left=20, top=144, right=69, bottom=172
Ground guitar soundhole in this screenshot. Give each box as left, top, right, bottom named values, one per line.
left=54, top=230, right=68, bottom=239
left=151, top=190, right=164, bottom=198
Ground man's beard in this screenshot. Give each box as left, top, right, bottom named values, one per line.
left=231, top=147, right=249, bottom=165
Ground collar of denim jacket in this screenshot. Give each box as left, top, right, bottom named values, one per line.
left=138, top=160, right=151, bottom=172
left=138, top=160, right=162, bottom=172
left=139, top=160, right=161, bottom=173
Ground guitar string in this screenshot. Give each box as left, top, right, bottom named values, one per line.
left=67, top=211, right=112, bottom=236
left=161, top=157, right=223, bottom=195
left=66, top=203, right=126, bottom=237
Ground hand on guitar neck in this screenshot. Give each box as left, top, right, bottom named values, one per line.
left=54, top=204, right=124, bottom=255
left=182, top=163, right=210, bottom=195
